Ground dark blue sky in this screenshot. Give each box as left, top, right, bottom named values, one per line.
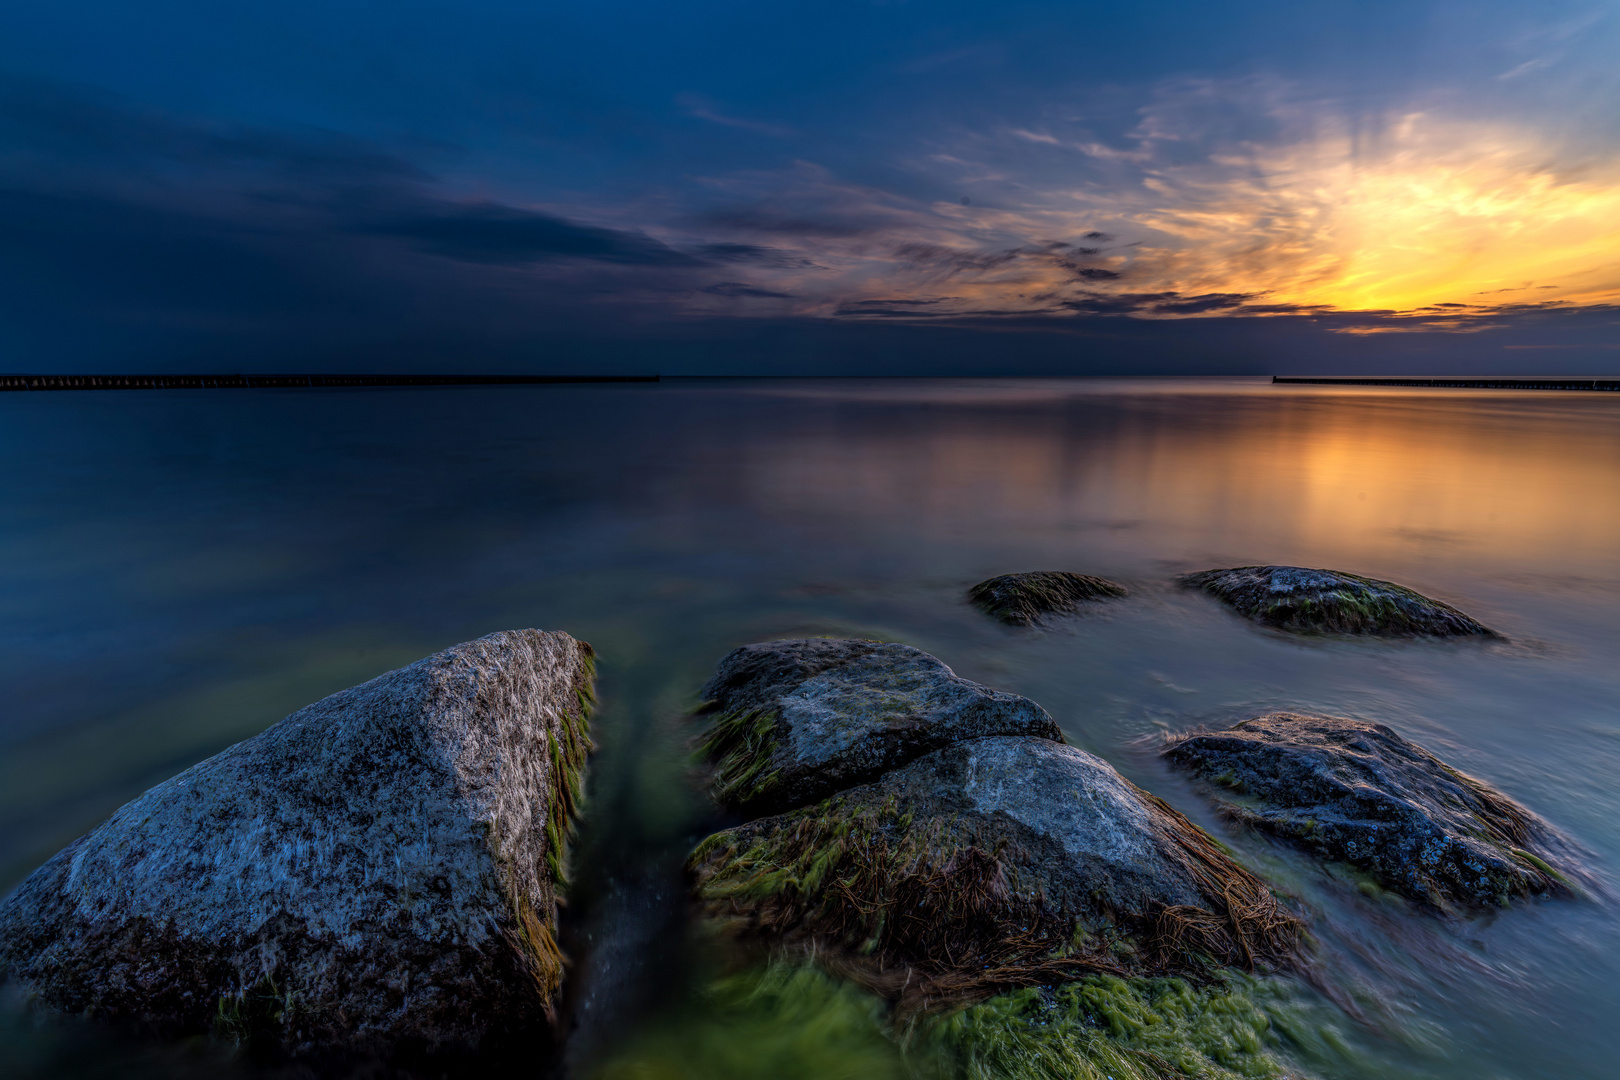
left=2, top=1, right=1617, bottom=373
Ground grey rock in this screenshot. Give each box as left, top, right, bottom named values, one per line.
left=967, top=571, right=1127, bottom=626
left=1162, top=712, right=1577, bottom=909
left=1180, top=565, right=1498, bottom=637
left=691, top=736, right=1299, bottom=1007
left=694, top=639, right=1063, bottom=817
left=0, top=629, right=595, bottom=1061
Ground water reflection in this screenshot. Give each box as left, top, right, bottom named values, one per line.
left=1, top=379, right=1618, bottom=1079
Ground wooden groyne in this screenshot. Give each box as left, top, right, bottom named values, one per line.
left=0, top=373, right=659, bottom=392
left=1273, top=376, right=1620, bottom=391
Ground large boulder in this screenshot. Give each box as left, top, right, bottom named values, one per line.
left=1179, top=566, right=1498, bottom=638
left=691, top=736, right=1299, bottom=1011
left=967, top=571, right=1128, bottom=626
left=693, top=639, right=1063, bottom=818
left=0, top=629, right=595, bottom=1062
left=1162, top=712, right=1576, bottom=909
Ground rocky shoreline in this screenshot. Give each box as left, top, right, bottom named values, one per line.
left=0, top=565, right=1584, bottom=1077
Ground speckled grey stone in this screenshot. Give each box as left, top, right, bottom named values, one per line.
left=695, top=639, right=1063, bottom=817
left=0, top=629, right=595, bottom=1062
left=1180, top=565, right=1498, bottom=637
left=1162, top=712, right=1578, bottom=909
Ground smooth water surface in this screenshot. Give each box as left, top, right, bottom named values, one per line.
left=2, top=377, right=1618, bottom=1078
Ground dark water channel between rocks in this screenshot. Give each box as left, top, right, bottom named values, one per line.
left=3, top=377, right=1619, bottom=1078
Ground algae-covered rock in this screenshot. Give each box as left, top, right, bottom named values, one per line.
left=1162, top=712, right=1576, bottom=910
left=0, top=630, right=595, bottom=1062
left=691, top=736, right=1299, bottom=1009
left=694, top=639, right=1062, bottom=817
left=967, top=571, right=1128, bottom=626
left=1179, top=566, right=1497, bottom=638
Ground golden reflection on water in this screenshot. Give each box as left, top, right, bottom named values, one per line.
left=736, top=385, right=1620, bottom=578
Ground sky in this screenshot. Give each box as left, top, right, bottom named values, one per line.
left=2, top=1, right=1618, bottom=375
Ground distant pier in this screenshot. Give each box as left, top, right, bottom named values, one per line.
left=0, top=373, right=659, bottom=392
left=1273, top=376, right=1620, bottom=391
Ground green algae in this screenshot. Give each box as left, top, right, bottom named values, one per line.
left=693, top=706, right=784, bottom=809
left=590, top=962, right=907, bottom=1080
left=691, top=788, right=1300, bottom=1010
left=916, top=975, right=1291, bottom=1080
left=967, top=572, right=1129, bottom=627
left=589, top=960, right=1316, bottom=1080
left=1179, top=567, right=1497, bottom=638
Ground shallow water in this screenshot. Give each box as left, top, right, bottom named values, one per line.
left=2, top=377, right=1618, bottom=1078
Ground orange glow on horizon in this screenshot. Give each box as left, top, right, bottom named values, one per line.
left=676, top=110, right=1620, bottom=320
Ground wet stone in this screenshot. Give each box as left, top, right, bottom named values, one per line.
left=694, top=638, right=1064, bottom=818
left=0, top=630, right=595, bottom=1063
left=967, top=571, right=1128, bottom=626
left=1179, top=565, right=1498, bottom=638
left=690, top=735, right=1300, bottom=1009
left=1162, top=712, right=1579, bottom=910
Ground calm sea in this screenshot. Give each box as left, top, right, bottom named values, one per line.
left=2, top=377, right=1618, bottom=1078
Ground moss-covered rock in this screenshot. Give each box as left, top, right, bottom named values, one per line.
left=967, top=572, right=1128, bottom=627
left=1179, top=566, right=1497, bottom=638
left=1162, top=712, right=1578, bottom=910
left=694, top=639, right=1062, bottom=818
left=0, top=630, right=595, bottom=1063
left=691, top=736, right=1300, bottom=1011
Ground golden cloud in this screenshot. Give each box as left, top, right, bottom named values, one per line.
left=670, top=102, right=1620, bottom=320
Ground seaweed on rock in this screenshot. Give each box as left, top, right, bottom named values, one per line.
left=0, top=629, right=597, bottom=1061
left=1179, top=566, right=1498, bottom=638
left=1163, top=712, right=1580, bottom=910
left=968, top=572, right=1129, bottom=627
left=592, top=959, right=1305, bottom=1080
left=692, top=639, right=1062, bottom=817
left=690, top=738, right=1302, bottom=1015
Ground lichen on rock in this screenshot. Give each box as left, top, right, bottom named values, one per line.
left=967, top=571, right=1129, bottom=627
left=1179, top=566, right=1498, bottom=638
left=690, top=736, right=1301, bottom=1013
left=1162, top=712, right=1578, bottom=910
left=0, top=629, right=595, bottom=1063
left=693, top=639, right=1063, bottom=818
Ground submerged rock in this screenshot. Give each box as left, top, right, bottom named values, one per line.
left=1179, top=565, right=1498, bottom=638
left=1162, top=712, right=1575, bottom=910
left=0, top=630, right=595, bottom=1061
left=967, top=571, right=1128, bottom=626
left=691, top=736, right=1299, bottom=1010
left=694, top=638, right=1063, bottom=818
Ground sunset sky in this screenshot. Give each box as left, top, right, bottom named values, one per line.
left=2, top=1, right=1618, bottom=373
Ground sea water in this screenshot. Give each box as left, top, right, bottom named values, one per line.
left=2, top=377, right=1618, bottom=1078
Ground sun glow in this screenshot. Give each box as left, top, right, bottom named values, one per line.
left=1155, top=115, right=1620, bottom=312
left=680, top=107, right=1620, bottom=320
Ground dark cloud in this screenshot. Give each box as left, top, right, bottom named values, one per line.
left=1062, top=291, right=1262, bottom=315
left=697, top=205, right=879, bottom=237
left=0, top=74, right=426, bottom=188
left=692, top=242, right=821, bottom=269
left=361, top=204, right=693, bottom=266
left=699, top=281, right=795, bottom=298
left=893, top=242, right=1023, bottom=273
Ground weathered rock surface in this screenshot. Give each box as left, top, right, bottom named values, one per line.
left=1180, top=565, right=1498, bottom=638
left=1162, top=712, right=1575, bottom=909
left=0, top=629, right=595, bottom=1062
left=694, top=638, right=1064, bottom=818
left=691, top=736, right=1299, bottom=1009
left=967, top=571, right=1128, bottom=626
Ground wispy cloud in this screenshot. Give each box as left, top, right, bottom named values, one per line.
left=640, top=79, right=1620, bottom=323
left=676, top=93, right=794, bottom=138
